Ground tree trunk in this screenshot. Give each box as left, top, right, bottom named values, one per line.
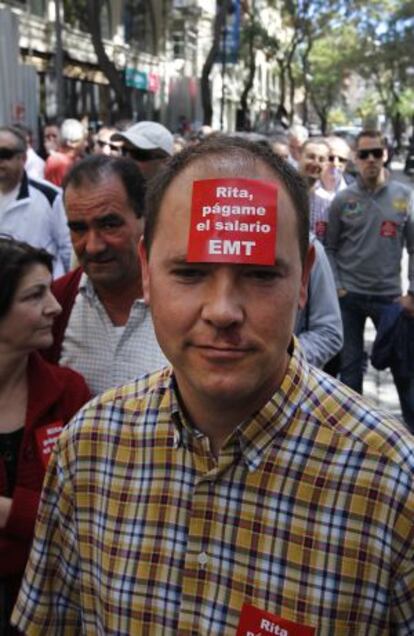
left=86, top=0, right=132, bottom=119
left=238, top=22, right=256, bottom=130
left=200, top=0, right=231, bottom=126
left=277, top=59, right=287, bottom=118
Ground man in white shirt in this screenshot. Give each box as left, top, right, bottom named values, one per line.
left=0, top=126, right=71, bottom=277
left=43, top=154, right=167, bottom=394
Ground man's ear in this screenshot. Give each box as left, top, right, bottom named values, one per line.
left=138, top=237, right=150, bottom=304
left=298, top=243, right=316, bottom=310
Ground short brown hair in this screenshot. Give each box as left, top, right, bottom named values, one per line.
left=144, top=135, right=310, bottom=264
left=356, top=130, right=385, bottom=147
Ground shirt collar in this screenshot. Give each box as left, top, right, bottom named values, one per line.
left=78, top=273, right=146, bottom=308
left=165, top=337, right=310, bottom=471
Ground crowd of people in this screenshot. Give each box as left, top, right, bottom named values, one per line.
left=0, top=115, right=413, bottom=634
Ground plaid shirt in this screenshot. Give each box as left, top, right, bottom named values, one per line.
left=13, top=342, right=414, bottom=635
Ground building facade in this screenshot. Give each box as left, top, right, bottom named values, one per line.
left=0, top=0, right=283, bottom=134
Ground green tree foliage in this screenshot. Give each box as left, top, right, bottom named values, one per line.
left=307, top=24, right=359, bottom=133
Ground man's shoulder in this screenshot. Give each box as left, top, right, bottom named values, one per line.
left=58, top=367, right=173, bottom=443
left=70, top=367, right=172, bottom=423
left=384, top=178, right=412, bottom=198
left=28, top=177, right=60, bottom=206
left=305, top=366, right=414, bottom=471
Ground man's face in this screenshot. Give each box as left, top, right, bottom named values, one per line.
left=43, top=125, right=59, bottom=154
left=298, top=142, right=329, bottom=181
left=122, top=143, right=168, bottom=179
left=140, top=158, right=313, bottom=418
left=327, top=139, right=350, bottom=173
left=65, top=174, right=144, bottom=289
left=355, top=135, right=386, bottom=185
left=94, top=128, right=121, bottom=156
left=272, top=142, right=290, bottom=161
left=288, top=136, right=302, bottom=162
left=0, top=131, right=26, bottom=193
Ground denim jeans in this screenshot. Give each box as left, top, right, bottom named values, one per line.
left=339, top=291, right=414, bottom=432
left=339, top=292, right=396, bottom=393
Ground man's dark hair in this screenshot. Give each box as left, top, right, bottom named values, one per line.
left=63, top=155, right=146, bottom=219
left=0, top=236, right=53, bottom=320
left=144, top=135, right=310, bottom=264
left=356, top=129, right=385, bottom=147
left=0, top=126, right=28, bottom=152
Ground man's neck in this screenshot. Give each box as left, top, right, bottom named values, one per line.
left=0, top=179, right=20, bottom=196
left=361, top=169, right=387, bottom=192
left=94, top=278, right=143, bottom=326
left=175, top=354, right=289, bottom=458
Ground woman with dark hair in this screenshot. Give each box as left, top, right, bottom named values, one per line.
left=0, top=237, right=90, bottom=634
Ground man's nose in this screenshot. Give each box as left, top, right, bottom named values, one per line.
left=84, top=229, right=106, bottom=254
left=201, top=271, right=244, bottom=328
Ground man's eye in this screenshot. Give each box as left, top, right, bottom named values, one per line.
left=101, top=219, right=122, bottom=230
left=68, top=223, right=87, bottom=234
left=171, top=268, right=206, bottom=280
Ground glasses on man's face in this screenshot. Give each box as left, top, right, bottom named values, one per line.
left=357, top=148, right=384, bottom=160
left=329, top=155, right=347, bottom=164
left=0, top=148, right=22, bottom=160
left=97, top=139, right=120, bottom=152
left=122, top=146, right=165, bottom=162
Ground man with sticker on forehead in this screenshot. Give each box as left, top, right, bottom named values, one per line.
left=13, top=137, right=414, bottom=635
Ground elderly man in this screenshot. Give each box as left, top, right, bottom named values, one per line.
left=13, top=137, right=414, bottom=635
left=287, top=123, right=309, bottom=167
left=42, top=154, right=166, bottom=395
left=112, top=120, right=174, bottom=180
left=44, top=118, right=86, bottom=186
left=326, top=129, right=414, bottom=430
left=0, top=126, right=71, bottom=277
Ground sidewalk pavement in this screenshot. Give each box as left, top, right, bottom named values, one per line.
left=362, top=320, right=402, bottom=421
left=357, top=161, right=412, bottom=423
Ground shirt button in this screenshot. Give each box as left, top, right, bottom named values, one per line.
left=197, top=551, right=208, bottom=567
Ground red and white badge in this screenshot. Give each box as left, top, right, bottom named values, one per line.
left=236, top=603, right=315, bottom=636
left=187, top=178, right=278, bottom=265
left=315, top=220, right=327, bottom=240
left=380, top=220, right=397, bottom=238
left=35, top=421, right=64, bottom=469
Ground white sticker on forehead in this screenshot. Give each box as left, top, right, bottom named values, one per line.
left=187, top=178, right=278, bottom=265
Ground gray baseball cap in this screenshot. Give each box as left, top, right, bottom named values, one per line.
left=112, top=121, right=174, bottom=156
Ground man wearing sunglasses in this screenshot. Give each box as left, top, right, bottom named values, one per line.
left=326, top=129, right=414, bottom=430
left=93, top=126, right=122, bottom=157
left=0, top=126, right=71, bottom=277
left=111, top=121, right=174, bottom=180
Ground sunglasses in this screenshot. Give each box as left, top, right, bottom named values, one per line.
left=97, top=140, right=120, bottom=152
left=122, top=146, right=166, bottom=162
left=357, top=148, right=384, bottom=160
left=329, top=155, right=347, bottom=164
left=0, top=148, right=22, bottom=160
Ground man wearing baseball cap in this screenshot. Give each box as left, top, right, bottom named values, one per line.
left=112, top=121, right=174, bottom=180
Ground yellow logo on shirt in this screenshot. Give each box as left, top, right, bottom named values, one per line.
left=392, top=198, right=408, bottom=213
